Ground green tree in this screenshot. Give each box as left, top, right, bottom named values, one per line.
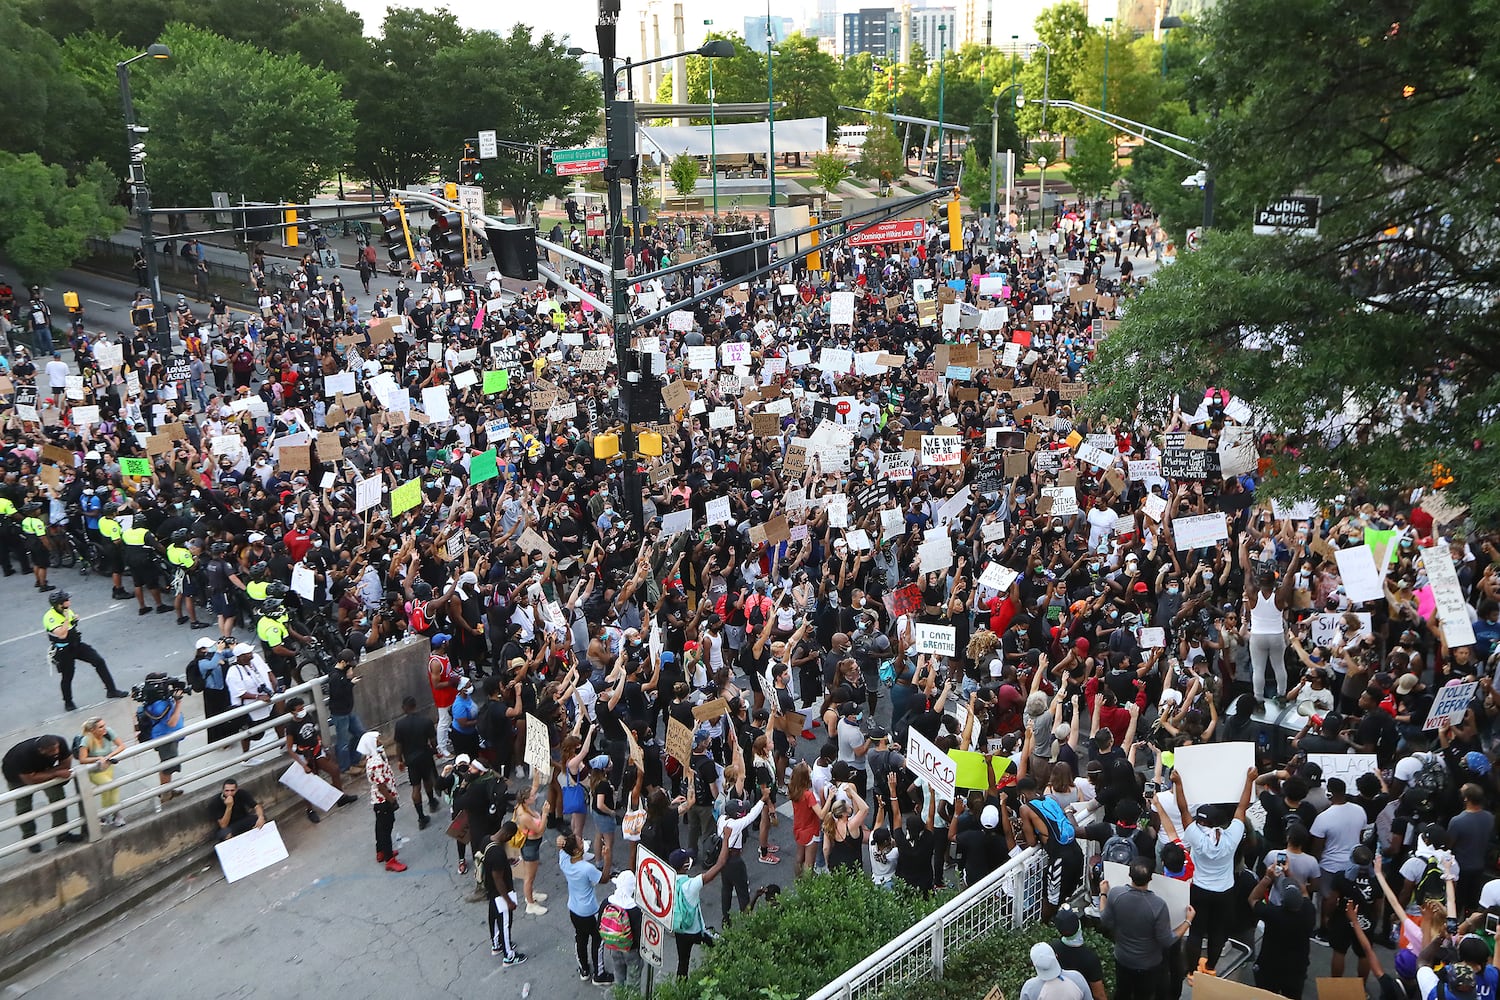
left=137, top=23, right=353, bottom=205
left=1016, top=1, right=1090, bottom=135
left=772, top=33, right=838, bottom=165
left=1124, top=100, right=1216, bottom=239
left=0, top=1, right=96, bottom=171
left=345, top=7, right=464, bottom=193
left=0, top=152, right=126, bottom=284
left=854, top=111, right=905, bottom=193
left=431, top=25, right=599, bottom=221
left=57, top=31, right=137, bottom=178
left=832, top=51, right=875, bottom=126
left=1074, top=26, right=1162, bottom=129
left=683, top=33, right=767, bottom=121
left=958, top=143, right=987, bottom=208
left=809, top=146, right=850, bottom=203
left=668, top=152, right=699, bottom=209
left=1086, top=0, right=1500, bottom=518
left=1066, top=125, right=1119, bottom=198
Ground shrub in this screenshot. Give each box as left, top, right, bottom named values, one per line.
left=623, top=868, right=945, bottom=1000
left=900, top=920, right=1117, bottom=1000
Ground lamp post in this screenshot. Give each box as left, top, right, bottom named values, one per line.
left=890, top=26, right=900, bottom=115
left=1102, top=17, right=1113, bottom=115
left=989, top=84, right=1023, bottom=230
left=935, top=22, right=946, bottom=185
left=766, top=5, right=777, bottom=207
left=1159, top=15, right=1184, bottom=78
left=705, top=18, right=718, bottom=217
left=1036, top=154, right=1047, bottom=226
left=117, top=42, right=172, bottom=354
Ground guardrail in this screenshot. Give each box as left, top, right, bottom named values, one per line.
left=0, top=674, right=330, bottom=862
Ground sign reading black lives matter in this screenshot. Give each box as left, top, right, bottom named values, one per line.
left=1161, top=431, right=1216, bottom=480
left=1253, top=196, right=1321, bottom=237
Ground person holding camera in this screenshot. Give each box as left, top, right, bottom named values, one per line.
left=225, top=642, right=278, bottom=755
left=138, top=675, right=187, bottom=810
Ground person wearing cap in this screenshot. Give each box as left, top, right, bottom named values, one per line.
left=668, top=837, right=734, bottom=978
left=224, top=643, right=277, bottom=755
left=1019, top=942, right=1091, bottom=1000
left=193, top=637, right=239, bottom=746
left=449, top=675, right=480, bottom=760
left=427, top=633, right=459, bottom=758
left=1099, top=859, right=1195, bottom=1000
left=1174, top=763, right=1255, bottom=977
left=953, top=799, right=1008, bottom=886
left=1049, top=909, right=1108, bottom=1000
left=1447, top=782, right=1495, bottom=910
left=1247, top=857, right=1316, bottom=999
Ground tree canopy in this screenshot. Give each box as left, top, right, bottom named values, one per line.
left=0, top=152, right=125, bottom=284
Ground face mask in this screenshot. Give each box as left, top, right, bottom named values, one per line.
left=293, top=710, right=306, bottom=720
left=1168, top=586, right=1180, bottom=594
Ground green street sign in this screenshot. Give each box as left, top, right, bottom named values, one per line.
left=552, top=146, right=608, bottom=164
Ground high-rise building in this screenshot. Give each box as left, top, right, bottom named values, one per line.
left=743, top=14, right=796, bottom=53
left=960, top=0, right=993, bottom=46
left=842, top=8, right=897, bottom=58
left=911, top=7, right=958, bottom=56
left=806, top=0, right=841, bottom=41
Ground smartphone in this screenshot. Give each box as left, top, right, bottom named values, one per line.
left=1487, top=914, right=1499, bottom=936
left=1143, top=780, right=1159, bottom=796
left=1278, top=852, right=1288, bottom=866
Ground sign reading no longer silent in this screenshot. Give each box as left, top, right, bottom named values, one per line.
left=1253, top=196, right=1321, bottom=237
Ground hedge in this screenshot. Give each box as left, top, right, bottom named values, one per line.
left=620, top=868, right=947, bottom=1000
left=899, top=921, right=1117, bottom=1000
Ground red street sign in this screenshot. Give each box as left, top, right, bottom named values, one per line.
left=836, top=401, right=851, bottom=415
left=557, top=159, right=606, bottom=176
left=847, top=218, right=925, bottom=247
left=636, top=848, right=676, bottom=921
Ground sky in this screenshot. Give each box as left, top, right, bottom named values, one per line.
left=339, top=0, right=1058, bottom=52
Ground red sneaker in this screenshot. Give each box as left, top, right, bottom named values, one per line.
left=800, top=730, right=814, bottom=740
left=376, top=852, right=387, bottom=863
left=385, top=858, right=408, bottom=872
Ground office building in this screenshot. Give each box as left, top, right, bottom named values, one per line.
left=911, top=6, right=958, bottom=55
left=842, top=8, right=896, bottom=57
left=743, top=14, right=796, bottom=53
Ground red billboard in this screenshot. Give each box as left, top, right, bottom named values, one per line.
left=847, top=218, right=926, bottom=247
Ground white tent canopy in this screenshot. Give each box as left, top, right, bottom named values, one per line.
left=638, top=116, right=828, bottom=157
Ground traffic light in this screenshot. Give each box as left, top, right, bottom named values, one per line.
left=282, top=205, right=299, bottom=248
left=430, top=211, right=464, bottom=269
left=486, top=224, right=538, bottom=281
left=459, top=158, right=483, bottom=184
left=380, top=205, right=413, bottom=264
left=947, top=198, right=964, bottom=252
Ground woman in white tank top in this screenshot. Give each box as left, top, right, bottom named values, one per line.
left=1242, top=537, right=1298, bottom=702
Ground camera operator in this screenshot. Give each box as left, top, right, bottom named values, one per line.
left=225, top=643, right=278, bottom=756
left=138, top=674, right=188, bottom=808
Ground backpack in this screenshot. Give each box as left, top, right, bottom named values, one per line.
left=1101, top=832, right=1138, bottom=866
left=1412, top=855, right=1448, bottom=903
left=1411, top=754, right=1449, bottom=794
left=600, top=902, right=634, bottom=950
left=1029, top=797, right=1076, bottom=846
left=671, top=874, right=702, bottom=934
left=409, top=600, right=432, bottom=634
left=186, top=657, right=206, bottom=693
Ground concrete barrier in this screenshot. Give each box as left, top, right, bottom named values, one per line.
left=0, top=636, right=436, bottom=980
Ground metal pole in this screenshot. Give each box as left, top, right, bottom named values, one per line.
left=1102, top=18, right=1113, bottom=116
left=1202, top=166, right=1214, bottom=229
left=707, top=23, right=718, bottom=217
left=1161, top=27, right=1169, bottom=78
left=118, top=59, right=169, bottom=356
left=1041, top=47, right=1050, bottom=131
left=989, top=108, right=999, bottom=225
left=766, top=6, right=776, bottom=208
left=935, top=25, right=946, bottom=185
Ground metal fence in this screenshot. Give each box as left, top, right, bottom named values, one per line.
left=0, top=674, right=329, bottom=862
left=806, top=846, right=1050, bottom=1000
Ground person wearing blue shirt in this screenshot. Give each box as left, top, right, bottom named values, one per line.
left=449, top=678, right=479, bottom=759
left=141, top=683, right=188, bottom=808
left=557, top=833, right=612, bottom=986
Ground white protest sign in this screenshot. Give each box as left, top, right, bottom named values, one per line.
left=721, top=342, right=751, bottom=366
left=1172, top=512, right=1230, bottom=550
left=846, top=528, right=873, bottom=552
left=1422, top=545, right=1477, bottom=648
left=1271, top=498, right=1319, bottom=521
left=917, top=533, right=953, bottom=575
left=978, top=275, right=1006, bottom=297
left=1142, top=492, right=1169, bottom=522
left=912, top=623, right=957, bottom=656
left=1217, top=425, right=1259, bottom=477
left=905, top=727, right=956, bottom=801
left=71, top=405, right=100, bottom=426
left=214, top=820, right=289, bottom=883
left=323, top=371, right=356, bottom=396
left=921, top=435, right=963, bottom=466
left=1076, top=443, right=1115, bottom=470
left=879, top=507, right=906, bottom=539
left=978, top=562, right=1018, bottom=593
left=708, top=407, right=736, bottom=430
left=1139, top=627, right=1166, bottom=649
left=1129, top=460, right=1161, bottom=482
left=1311, top=613, right=1372, bottom=649
left=524, top=713, right=551, bottom=777
left=829, top=291, right=856, bottom=325
left=705, top=496, right=732, bottom=526
left=1041, top=486, right=1079, bottom=516
left=279, top=763, right=342, bottom=812
left=981, top=520, right=1006, bottom=542
left=1424, top=681, right=1478, bottom=731
left=668, top=310, right=695, bottom=332
left=65, top=375, right=85, bottom=401
left=825, top=494, right=849, bottom=529
left=880, top=450, right=914, bottom=481
left=1306, top=754, right=1378, bottom=783
left=1033, top=304, right=1054, bottom=322
left=1172, top=741, right=1254, bottom=804
left=819, top=347, right=853, bottom=374
left=686, top=346, right=716, bottom=372
left=981, top=307, right=1009, bottom=331
left=93, top=341, right=123, bottom=369
left=660, top=509, right=693, bottom=537
left=421, top=386, right=450, bottom=423
left=354, top=476, right=383, bottom=514
left=290, top=564, right=317, bottom=601
left=1333, top=545, right=1384, bottom=604
left=1103, top=861, right=1190, bottom=924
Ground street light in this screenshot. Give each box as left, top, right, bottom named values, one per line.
left=1036, top=155, right=1047, bottom=224
left=766, top=3, right=777, bottom=207
left=935, top=22, right=947, bottom=185
left=117, top=43, right=172, bottom=354
left=989, top=84, right=1024, bottom=228
left=1159, top=15, right=1184, bottom=78
left=704, top=19, right=719, bottom=217
left=890, top=26, right=900, bottom=114
left=1102, top=17, right=1114, bottom=115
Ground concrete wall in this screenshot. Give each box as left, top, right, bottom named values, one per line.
left=0, top=637, right=434, bottom=973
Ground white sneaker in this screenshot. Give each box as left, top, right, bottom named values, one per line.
left=525, top=902, right=548, bottom=916
left=533, top=892, right=548, bottom=902
left=113, top=815, right=129, bottom=828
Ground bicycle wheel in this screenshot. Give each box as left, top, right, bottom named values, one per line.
left=52, top=537, right=76, bottom=569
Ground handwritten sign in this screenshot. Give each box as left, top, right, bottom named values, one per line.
left=1424, top=681, right=1478, bottom=731
left=921, top=435, right=963, bottom=467
left=905, top=727, right=956, bottom=801
left=1173, top=512, right=1230, bottom=550
left=912, top=624, right=957, bottom=656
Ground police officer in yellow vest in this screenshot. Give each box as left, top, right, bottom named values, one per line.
left=20, top=500, right=52, bottom=593
left=166, top=529, right=211, bottom=630
left=121, top=519, right=171, bottom=616
left=0, top=494, right=33, bottom=577
left=97, top=503, right=130, bottom=600
left=257, top=597, right=309, bottom=686
left=44, top=590, right=126, bottom=711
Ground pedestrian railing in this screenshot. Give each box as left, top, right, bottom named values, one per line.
left=0, top=675, right=330, bottom=862
left=806, top=846, right=1049, bottom=1000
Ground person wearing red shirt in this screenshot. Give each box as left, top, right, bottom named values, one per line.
left=986, top=581, right=1021, bottom=634
left=1084, top=675, right=1146, bottom=749
left=283, top=522, right=313, bottom=563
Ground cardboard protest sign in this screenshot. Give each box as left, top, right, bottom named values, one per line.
left=1172, top=512, right=1230, bottom=550
left=1424, top=681, right=1478, bottom=731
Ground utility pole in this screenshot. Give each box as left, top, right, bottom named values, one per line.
left=117, top=43, right=173, bottom=355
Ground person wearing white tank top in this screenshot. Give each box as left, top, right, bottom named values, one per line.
left=1241, top=538, right=1298, bottom=702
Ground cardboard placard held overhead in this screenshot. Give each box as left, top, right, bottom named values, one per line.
left=278, top=445, right=311, bottom=471
left=316, top=432, right=342, bottom=458
left=692, top=698, right=729, bottom=723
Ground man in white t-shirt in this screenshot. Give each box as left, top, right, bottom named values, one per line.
left=1310, top=778, right=1368, bottom=877
left=224, top=643, right=277, bottom=754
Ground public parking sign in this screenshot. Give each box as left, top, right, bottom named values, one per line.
left=636, top=846, right=676, bottom=922
left=1252, top=196, right=1320, bottom=237
left=641, top=915, right=665, bottom=968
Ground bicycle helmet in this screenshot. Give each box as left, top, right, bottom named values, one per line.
left=171, top=529, right=190, bottom=543
left=49, top=590, right=71, bottom=607
left=210, top=542, right=230, bottom=557
left=248, top=561, right=268, bottom=575
left=260, top=598, right=285, bottom=616
left=101, top=502, right=120, bottom=515
left=266, top=582, right=289, bottom=599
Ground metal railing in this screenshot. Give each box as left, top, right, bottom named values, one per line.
left=0, top=675, right=330, bottom=862
left=807, top=846, right=1049, bottom=1000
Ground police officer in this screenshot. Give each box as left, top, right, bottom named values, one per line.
left=96, top=502, right=130, bottom=600
left=166, top=530, right=210, bottom=629
left=43, top=591, right=126, bottom=711
left=257, top=597, right=310, bottom=686
left=0, top=493, right=31, bottom=577
left=204, top=542, right=247, bottom=639
left=121, top=515, right=171, bottom=615
left=20, top=501, right=52, bottom=592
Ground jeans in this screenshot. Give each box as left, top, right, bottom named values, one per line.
left=7, top=778, right=69, bottom=843
left=332, top=712, right=365, bottom=771
left=685, top=805, right=716, bottom=859
left=32, top=323, right=53, bottom=355
left=1113, top=961, right=1163, bottom=1000
left=374, top=801, right=396, bottom=855
left=569, top=910, right=601, bottom=977
left=605, top=947, right=643, bottom=992
left=1247, top=633, right=1288, bottom=699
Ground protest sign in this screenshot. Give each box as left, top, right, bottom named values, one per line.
left=1333, top=545, right=1383, bottom=604
left=912, top=623, right=957, bottom=656
left=1173, top=742, right=1254, bottom=803
left=525, top=713, right=551, bottom=777
left=1306, top=754, right=1378, bottom=783
left=1172, top=512, right=1230, bottom=550
left=921, top=435, right=963, bottom=466
left=905, top=727, right=955, bottom=801
left=1102, top=861, right=1191, bottom=924
left=1040, top=486, right=1079, bottom=516
left=1422, top=544, right=1477, bottom=647
left=119, top=457, right=152, bottom=477
left=354, top=476, right=382, bottom=514
left=214, top=820, right=289, bottom=883
left=1424, top=681, right=1478, bottom=731
left=469, top=449, right=499, bottom=484
left=390, top=478, right=422, bottom=516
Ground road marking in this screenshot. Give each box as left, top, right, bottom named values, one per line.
left=86, top=299, right=116, bottom=309
left=0, top=603, right=127, bottom=647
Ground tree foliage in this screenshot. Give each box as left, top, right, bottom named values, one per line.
left=854, top=112, right=906, bottom=192
left=0, top=1, right=97, bottom=173
left=0, top=152, right=126, bottom=284
left=668, top=153, right=699, bottom=208
left=683, top=33, right=768, bottom=121
left=1066, top=125, right=1120, bottom=198
left=1087, top=0, right=1500, bottom=518
left=809, top=147, right=851, bottom=202
left=136, top=23, right=353, bottom=206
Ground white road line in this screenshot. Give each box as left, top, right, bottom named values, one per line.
left=86, top=299, right=115, bottom=309
left=0, top=603, right=127, bottom=647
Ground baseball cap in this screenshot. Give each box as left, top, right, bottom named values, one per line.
left=981, top=804, right=1000, bottom=829
left=1396, top=674, right=1420, bottom=695
left=669, top=848, right=695, bottom=869
left=1274, top=877, right=1305, bottom=911
left=660, top=650, right=676, bottom=664
left=247, top=531, right=265, bottom=542
left=868, top=726, right=889, bottom=741
left=457, top=677, right=473, bottom=692
left=1030, top=942, right=1063, bottom=980
left=1449, top=963, right=1477, bottom=995
left=1132, top=581, right=1149, bottom=593
left=454, top=754, right=473, bottom=768
left=232, top=642, right=254, bottom=656
left=839, top=701, right=860, bottom=717
left=195, top=637, right=217, bottom=650
left=1465, top=751, right=1491, bottom=776
left=431, top=632, right=452, bottom=647
left=1053, top=908, right=1083, bottom=946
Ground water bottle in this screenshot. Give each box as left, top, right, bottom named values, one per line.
left=521, top=984, right=531, bottom=999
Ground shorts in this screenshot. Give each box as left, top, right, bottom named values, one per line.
left=210, top=592, right=236, bottom=617
left=405, top=755, right=437, bottom=788
left=129, top=558, right=160, bottom=589
left=742, top=668, right=763, bottom=694
left=28, top=539, right=49, bottom=562
left=521, top=836, right=541, bottom=862
left=156, top=739, right=182, bottom=776
left=594, top=812, right=616, bottom=836
left=1326, top=918, right=1367, bottom=957
left=1042, top=841, right=1084, bottom=907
